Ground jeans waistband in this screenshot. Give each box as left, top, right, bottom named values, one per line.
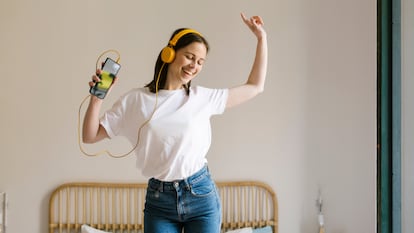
left=148, top=165, right=210, bottom=191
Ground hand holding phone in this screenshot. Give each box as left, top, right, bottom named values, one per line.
left=89, top=57, right=121, bottom=99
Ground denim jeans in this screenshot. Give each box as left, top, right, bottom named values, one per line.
left=144, top=166, right=222, bottom=233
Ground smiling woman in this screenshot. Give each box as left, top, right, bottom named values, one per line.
left=0, top=0, right=379, bottom=233
left=81, top=13, right=268, bottom=233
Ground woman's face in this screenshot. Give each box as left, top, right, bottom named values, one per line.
left=166, top=42, right=207, bottom=89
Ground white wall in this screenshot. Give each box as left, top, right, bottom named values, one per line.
left=0, top=1, right=376, bottom=233
left=402, top=0, right=413, bottom=232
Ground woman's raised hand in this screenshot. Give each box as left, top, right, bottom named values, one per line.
left=240, top=13, right=266, bottom=39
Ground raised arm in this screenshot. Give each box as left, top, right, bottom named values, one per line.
left=82, top=71, right=114, bottom=143
left=226, top=13, right=268, bottom=109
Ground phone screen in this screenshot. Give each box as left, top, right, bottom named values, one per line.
left=102, top=57, right=121, bottom=75
left=89, top=58, right=121, bottom=99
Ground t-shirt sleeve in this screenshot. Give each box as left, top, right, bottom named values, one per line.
left=197, top=86, right=228, bottom=115
left=100, top=96, right=127, bottom=139
left=213, top=88, right=228, bottom=115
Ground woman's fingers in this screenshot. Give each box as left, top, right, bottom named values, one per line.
left=241, top=12, right=251, bottom=27
left=241, top=13, right=264, bottom=29
left=252, top=16, right=264, bottom=26
left=90, top=73, right=100, bottom=87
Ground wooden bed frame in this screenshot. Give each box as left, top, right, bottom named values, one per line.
left=49, top=181, right=278, bottom=233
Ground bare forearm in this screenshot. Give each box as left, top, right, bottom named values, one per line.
left=226, top=32, right=268, bottom=108
left=246, top=35, right=268, bottom=93
left=226, top=14, right=268, bottom=108
left=82, top=95, right=107, bottom=143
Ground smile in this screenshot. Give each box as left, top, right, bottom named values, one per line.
left=183, top=69, right=195, bottom=76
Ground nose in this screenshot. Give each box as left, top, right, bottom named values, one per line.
left=189, top=60, right=196, bottom=68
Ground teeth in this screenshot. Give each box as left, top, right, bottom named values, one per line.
left=184, top=70, right=194, bottom=75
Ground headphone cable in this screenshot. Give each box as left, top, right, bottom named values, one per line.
left=77, top=50, right=164, bottom=158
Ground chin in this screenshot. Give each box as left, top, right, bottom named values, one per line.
left=181, top=78, right=192, bottom=84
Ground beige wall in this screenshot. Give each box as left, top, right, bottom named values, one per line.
left=0, top=0, right=376, bottom=233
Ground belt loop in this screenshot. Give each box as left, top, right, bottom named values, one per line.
left=184, top=179, right=190, bottom=191
left=159, top=181, right=164, bottom=192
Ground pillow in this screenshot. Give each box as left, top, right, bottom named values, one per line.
left=81, top=224, right=111, bottom=233
left=252, top=226, right=273, bottom=233
left=225, top=227, right=253, bottom=233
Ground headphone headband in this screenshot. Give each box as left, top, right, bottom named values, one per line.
left=161, top=29, right=202, bottom=63
left=168, top=29, right=202, bottom=47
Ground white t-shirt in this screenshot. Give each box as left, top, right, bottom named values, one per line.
left=100, top=86, right=228, bottom=181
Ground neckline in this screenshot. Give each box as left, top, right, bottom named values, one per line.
left=156, top=88, right=186, bottom=97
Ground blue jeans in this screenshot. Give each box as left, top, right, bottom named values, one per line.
left=144, top=166, right=222, bottom=233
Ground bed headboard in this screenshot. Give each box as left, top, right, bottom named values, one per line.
left=49, top=181, right=278, bottom=233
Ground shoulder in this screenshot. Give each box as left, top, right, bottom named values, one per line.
left=190, top=86, right=228, bottom=96
left=190, top=86, right=229, bottom=111
left=108, top=88, right=151, bottom=107
left=123, top=87, right=148, bottom=95
left=120, top=87, right=150, bottom=99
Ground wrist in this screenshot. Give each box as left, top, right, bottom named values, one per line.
left=89, top=95, right=104, bottom=105
left=257, top=33, right=267, bottom=42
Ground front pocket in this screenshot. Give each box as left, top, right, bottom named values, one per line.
left=189, top=176, right=215, bottom=196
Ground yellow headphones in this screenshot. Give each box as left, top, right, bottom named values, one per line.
left=161, top=29, right=202, bottom=63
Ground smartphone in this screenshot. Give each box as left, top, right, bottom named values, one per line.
left=89, top=57, right=121, bottom=99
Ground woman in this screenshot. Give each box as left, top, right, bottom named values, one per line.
left=83, top=13, right=267, bottom=233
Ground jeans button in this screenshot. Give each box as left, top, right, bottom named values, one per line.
left=173, top=182, right=179, bottom=188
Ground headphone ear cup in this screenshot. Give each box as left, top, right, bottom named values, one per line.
left=161, top=46, right=175, bottom=63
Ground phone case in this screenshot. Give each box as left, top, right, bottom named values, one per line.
left=89, top=58, right=120, bottom=99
